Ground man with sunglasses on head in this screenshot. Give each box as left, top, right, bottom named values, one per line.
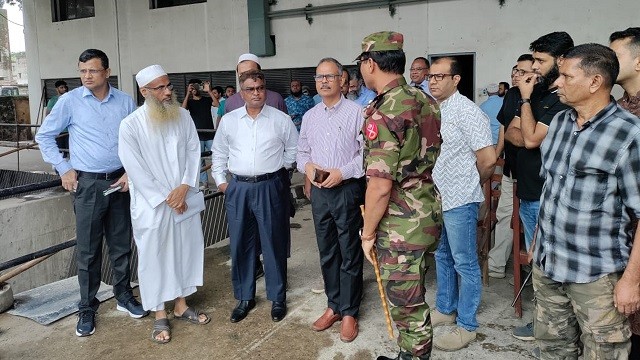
left=212, top=69, right=298, bottom=325
left=36, top=49, right=148, bottom=337
left=429, top=56, right=496, bottom=352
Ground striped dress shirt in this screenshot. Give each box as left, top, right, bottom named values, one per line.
left=296, top=97, right=365, bottom=179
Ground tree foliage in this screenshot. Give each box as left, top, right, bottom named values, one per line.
left=0, top=0, right=22, bottom=10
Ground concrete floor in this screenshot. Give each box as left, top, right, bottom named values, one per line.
left=0, top=144, right=537, bottom=359
left=0, top=200, right=537, bottom=360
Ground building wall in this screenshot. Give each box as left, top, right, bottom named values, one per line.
left=24, top=0, right=640, bottom=122
left=0, top=9, right=13, bottom=84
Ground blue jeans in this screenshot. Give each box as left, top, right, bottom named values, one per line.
left=200, top=140, right=213, bottom=184
left=519, top=200, right=539, bottom=251
left=435, top=202, right=481, bottom=331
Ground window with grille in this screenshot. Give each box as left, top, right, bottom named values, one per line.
left=51, top=0, right=95, bottom=22
left=150, top=0, right=207, bottom=9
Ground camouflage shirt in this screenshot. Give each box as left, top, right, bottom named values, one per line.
left=363, top=77, right=442, bottom=248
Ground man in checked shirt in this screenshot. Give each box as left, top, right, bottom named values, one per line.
left=534, top=43, right=640, bottom=359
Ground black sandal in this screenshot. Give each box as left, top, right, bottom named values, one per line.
left=151, top=318, right=171, bottom=344
left=174, top=307, right=211, bottom=325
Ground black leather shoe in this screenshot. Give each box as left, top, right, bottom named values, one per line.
left=255, top=256, right=265, bottom=280
left=271, top=301, right=287, bottom=322
left=377, top=350, right=429, bottom=360
left=255, top=264, right=265, bottom=280
left=230, top=299, right=256, bottom=323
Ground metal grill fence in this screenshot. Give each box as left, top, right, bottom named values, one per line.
left=66, top=189, right=228, bottom=285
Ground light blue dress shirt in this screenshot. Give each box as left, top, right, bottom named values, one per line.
left=479, top=94, right=504, bottom=144
left=410, top=79, right=434, bottom=99
left=36, top=85, right=136, bottom=175
left=355, top=85, right=377, bottom=107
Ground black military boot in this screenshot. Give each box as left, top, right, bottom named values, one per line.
left=377, top=350, right=430, bottom=360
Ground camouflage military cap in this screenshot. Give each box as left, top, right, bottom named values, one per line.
left=361, top=31, right=404, bottom=53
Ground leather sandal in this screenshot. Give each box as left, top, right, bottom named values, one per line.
left=174, top=307, right=211, bottom=325
left=151, top=318, right=171, bottom=344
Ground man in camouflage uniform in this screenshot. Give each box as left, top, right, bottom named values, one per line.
left=357, top=31, right=442, bottom=360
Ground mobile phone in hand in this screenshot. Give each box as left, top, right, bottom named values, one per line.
left=103, top=185, right=122, bottom=196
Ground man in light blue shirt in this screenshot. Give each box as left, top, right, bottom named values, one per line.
left=479, top=83, right=504, bottom=145
left=36, top=48, right=148, bottom=337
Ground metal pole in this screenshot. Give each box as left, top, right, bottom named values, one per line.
left=0, top=239, right=76, bottom=272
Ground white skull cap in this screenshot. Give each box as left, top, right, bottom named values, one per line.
left=136, top=64, right=167, bottom=87
left=237, top=53, right=260, bottom=66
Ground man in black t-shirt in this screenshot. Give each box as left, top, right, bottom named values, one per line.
left=182, top=79, right=215, bottom=186
left=488, top=54, right=534, bottom=280
left=505, top=32, right=573, bottom=347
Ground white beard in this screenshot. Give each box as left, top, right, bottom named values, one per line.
left=146, top=93, right=180, bottom=129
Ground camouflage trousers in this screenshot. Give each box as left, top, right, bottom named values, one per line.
left=532, top=265, right=631, bottom=359
left=376, top=243, right=432, bottom=357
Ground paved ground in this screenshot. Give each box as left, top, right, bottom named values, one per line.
left=0, top=199, right=537, bottom=360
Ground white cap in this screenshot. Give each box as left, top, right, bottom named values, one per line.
left=136, top=65, right=167, bottom=87
left=237, top=53, right=260, bottom=65
left=487, top=83, right=499, bottom=94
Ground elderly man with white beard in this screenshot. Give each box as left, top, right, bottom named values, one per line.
left=118, top=64, right=210, bottom=344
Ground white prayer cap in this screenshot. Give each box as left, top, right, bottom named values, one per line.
left=136, top=65, right=167, bottom=87
left=237, top=53, right=260, bottom=65
left=486, top=83, right=499, bottom=94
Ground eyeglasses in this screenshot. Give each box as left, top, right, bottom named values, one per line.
left=78, top=68, right=105, bottom=76
left=242, top=85, right=266, bottom=93
left=511, top=68, right=531, bottom=76
left=313, top=74, right=340, bottom=82
left=356, top=57, right=370, bottom=67
left=410, top=67, right=428, bottom=71
left=145, top=83, right=174, bottom=92
left=427, top=73, right=455, bottom=81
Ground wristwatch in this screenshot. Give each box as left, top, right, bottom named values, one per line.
left=519, top=98, right=531, bottom=106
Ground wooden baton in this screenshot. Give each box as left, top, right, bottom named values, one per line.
left=360, top=205, right=394, bottom=339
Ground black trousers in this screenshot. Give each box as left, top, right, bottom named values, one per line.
left=631, top=334, right=640, bottom=360
left=225, top=172, right=290, bottom=302
left=74, top=177, right=133, bottom=312
left=310, top=179, right=364, bottom=317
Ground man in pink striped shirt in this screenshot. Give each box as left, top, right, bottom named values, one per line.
left=297, top=57, right=366, bottom=343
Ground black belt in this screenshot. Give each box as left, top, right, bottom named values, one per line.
left=77, top=168, right=125, bottom=181
left=340, top=177, right=364, bottom=186
left=232, top=169, right=282, bottom=183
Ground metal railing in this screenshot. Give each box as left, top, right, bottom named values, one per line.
left=0, top=190, right=228, bottom=286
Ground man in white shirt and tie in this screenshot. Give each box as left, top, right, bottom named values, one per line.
left=212, top=69, right=298, bottom=324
